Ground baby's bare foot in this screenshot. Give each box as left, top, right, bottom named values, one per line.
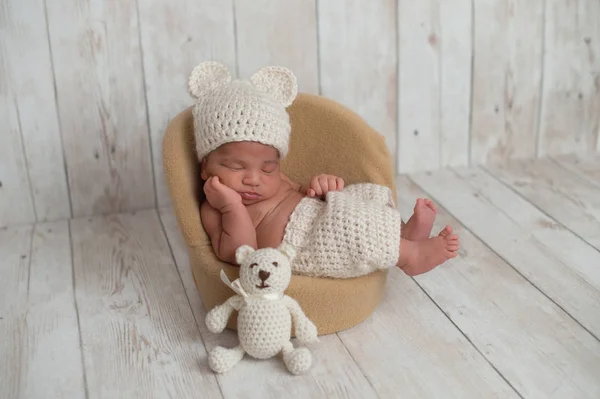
left=398, top=225, right=459, bottom=276
left=401, top=198, right=437, bottom=241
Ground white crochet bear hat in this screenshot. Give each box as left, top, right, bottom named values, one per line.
left=188, top=61, right=298, bottom=160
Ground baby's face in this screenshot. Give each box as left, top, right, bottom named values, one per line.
left=201, top=141, right=283, bottom=205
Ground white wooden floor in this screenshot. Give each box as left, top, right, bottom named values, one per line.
left=2, top=154, right=600, bottom=399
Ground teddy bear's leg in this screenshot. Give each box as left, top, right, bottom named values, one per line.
left=281, top=341, right=312, bottom=375
left=208, top=345, right=245, bottom=373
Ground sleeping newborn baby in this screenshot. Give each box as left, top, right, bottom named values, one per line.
left=190, top=61, right=459, bottom=279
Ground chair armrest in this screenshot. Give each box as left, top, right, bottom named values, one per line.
left=162, top=106, right=209, bottom=248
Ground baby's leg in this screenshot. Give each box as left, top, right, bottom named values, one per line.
left=401, top=198, right=437, bottom=241
left=397, top=226, right=460, bottom=276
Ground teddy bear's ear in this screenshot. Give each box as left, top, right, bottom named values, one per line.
left=235, top=245, right=255, bottom=265
left=250, top=66, right=298, bottom=107
left=188, top=61, right=232, bottom=98
left=277, top=243, right=297, bottom=261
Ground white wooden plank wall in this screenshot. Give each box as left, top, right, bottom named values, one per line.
left=46, top=0, right=156, bottom=218
left=538, top=0, right=600, bottom=156
left=1, top=0, right=599, bottom=227
left=0, top=0, right=70, bottom=226
left=397, top=0, right=473, bottom=172
left=137, top=0, right=237, bottom=209
left=318, top=0, right=398, bottom=163
left=470, top=0, right=545, bottom=165
left=236, top=0, right=319, bottom=95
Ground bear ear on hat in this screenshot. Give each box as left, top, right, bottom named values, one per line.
left=250, top=66, right=298, bottom=107
left=188, top=61, right=232, bottom=98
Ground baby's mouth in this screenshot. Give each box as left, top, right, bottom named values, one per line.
left=240, top=192, right=261, bottom=201
left=256, top=282, right=270, bottom=289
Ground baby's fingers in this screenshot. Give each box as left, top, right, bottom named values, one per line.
left=311, top=177, right=324, bottom=196
left=211, top=176, right=222, bottom=188
left=203, top=177, right=215, bottom=194
left=327, top=176, right=339, bottom=192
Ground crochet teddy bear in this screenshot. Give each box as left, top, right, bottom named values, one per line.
left=205, top=244, right=319, bottom=375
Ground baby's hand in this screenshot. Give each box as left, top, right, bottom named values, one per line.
left=307, top=174, right=344, bottom=198
left=203, top=176, right=242, bottom=211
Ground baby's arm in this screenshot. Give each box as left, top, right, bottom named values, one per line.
left=201, top=176, right=257, bottom=264
left=201, top=201, right=257, bottom=264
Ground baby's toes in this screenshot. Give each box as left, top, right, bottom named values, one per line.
left=447, top=234, right=459, bottom=242
left=413, top=198, right=425, bottom=212
left=424, top=198, right=437, bottom=212
left=448, top=243, right=460, bottom=251
left=439, top=225, right=453, bottom=237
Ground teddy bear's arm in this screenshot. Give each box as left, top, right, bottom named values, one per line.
left=283, top=296, right=319, bottom=344
left=206, top=295, right=243, bottom=333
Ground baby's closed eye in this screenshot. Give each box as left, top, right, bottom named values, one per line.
left=261, top=161, right=279, bottom=174
left=221, top=162, right=243, bottom=171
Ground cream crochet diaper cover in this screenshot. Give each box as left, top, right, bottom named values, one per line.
left=282, top=183, right=402, bottom=279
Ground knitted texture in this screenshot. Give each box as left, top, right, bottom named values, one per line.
left=208, top=346, right=245, bottom=374
left=282, top=343, right=312, bottom=375
left=206, top=296, right=243, bottom=333
left=205, top=244, right=318, bottom=374
left=238, top=298, right=292, bottom=359
left=283, top=183, right=402, bottom=279
left=188, top=61, right=298, bottom=160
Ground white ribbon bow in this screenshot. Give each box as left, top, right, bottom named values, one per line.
left=220, top=270, right=282, bottom=301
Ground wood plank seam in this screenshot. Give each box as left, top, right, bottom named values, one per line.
left=25, top=223, right=35, bottom=295
left=437, top=18, right=442, bottom=171
left=461, top=167, right=600, bottom=342
left=67, top=220, right=90, bottom=399
left=410, top=276, right=524, bottom=399
left=548, top=156, right=600, bottom=190
left=535, top=0, right=548, bottom=157
left=395, top=0, right=401, bottom=173
left=468, top=0, right=475, bottom=166
left=315, top=0, right=322, bottom=95
left=460, top=167, right=600, bottom=343
left=156, top=210, right=227, bottom=398
left=14, top=97, right=38, bottom=223
left=480, top=163, right=600, bottom=256
left=42, top=0, right=74, bottom=219
left=394, top=0, right=399, bottom=175
left=407, top=170, right=600, bottom=344
left=232, top=0, right=240, bottom=78
left=133, top=0, right=159, bottom=212
left=333, top=332, right=382, bottom=397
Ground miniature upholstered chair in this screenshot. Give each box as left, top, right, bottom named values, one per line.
left=162, top=93, right=397, bottom=335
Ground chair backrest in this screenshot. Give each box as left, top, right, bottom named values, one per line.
left=162, top=93, right=396, bottom=248
left=282, top=93, right=396, bottom=201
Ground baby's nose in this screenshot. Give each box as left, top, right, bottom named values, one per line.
left=258, top=270, right=270, bottom=281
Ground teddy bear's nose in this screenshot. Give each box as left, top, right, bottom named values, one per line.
left=258, top=270, right=270, bottom=282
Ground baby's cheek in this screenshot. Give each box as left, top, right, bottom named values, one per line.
left=264, top=175, right=281, bottom=188
left=218, top=171, right=240, bottom=187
